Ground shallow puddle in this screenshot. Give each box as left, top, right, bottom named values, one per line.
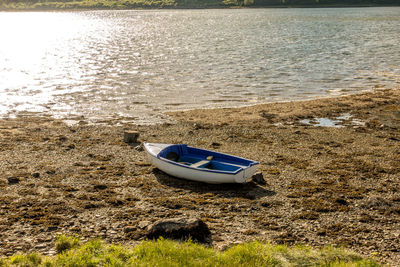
left=300, top=113, right=365, bottom=128
left=300, top=117, right=342, bottom=127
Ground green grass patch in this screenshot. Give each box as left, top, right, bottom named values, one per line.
left=0, top=236, right=379, bottom=266
left=55, top=235, right=80, bottom=254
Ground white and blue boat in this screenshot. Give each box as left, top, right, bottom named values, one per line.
left=144, top=143, right=259, bottom=184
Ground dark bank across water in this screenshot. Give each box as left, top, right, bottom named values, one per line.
left=1, top=0, right=399, bottom=10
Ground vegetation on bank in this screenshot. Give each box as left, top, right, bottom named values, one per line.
left=0, top=0, right=399, bottom=10
left=0, top=235, right=379, bottom=267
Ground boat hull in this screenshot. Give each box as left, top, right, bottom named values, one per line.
left=144, top=143, right=258, bottom=184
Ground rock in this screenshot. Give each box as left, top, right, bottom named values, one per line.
left=66, top=144, right=75, bottom=150
left=134, top=144, right=144, bottom=151
left=7, top=177, right=20, bottom=185
left=58, top=136, right=68, bottom=142
left=32, top=172, right=40, bottom=178
left=138, top=221, right=151, bottom=229
left=252, top=172, right=266, bottom=185
left=37, top=236, right=52, bottom=242
left=124, top=226, right=137, bottom=233
left=34, top=244, right=47, bottom=249
left=259, top=200, right=271, bottom=207
left=260, top=112, right=276, bottom=121
left=211, top=142, right=221, bottom=148
left=146, top=218, right=211, bottom=244
left=93, top=184, right=107, bottom=190
left=124, top=131, right=139, bottom=144
left=335, top=197, right=348, bottom=206
left=47, top=226, right=58, bottom=231
left=48, top=249, right=57, bottom=256
left=46, top=170, right=56, bottom=175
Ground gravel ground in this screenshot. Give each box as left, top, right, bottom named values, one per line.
left=0, top=89, right=399, bottom=265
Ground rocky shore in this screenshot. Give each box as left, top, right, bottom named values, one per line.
left=0, top=89, right=399, bottom=265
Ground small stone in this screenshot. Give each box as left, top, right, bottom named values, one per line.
left=47, top=226, right=58, bottom=231
left=70, top=226, right=81, bottom=233
left=48, top=249, right=57, bottom=256
left=252, top=172, right=266, bottom=185
left=58, top=136, right=68, bottom=142
left=5, top=251, right=14, bottom=256
left=138, top=221, right=151, bottom=229
left=94, top=184, right=108, bottom=190
left=260, top=200, right=270, bottom=208
left=211, top=142, right=221, bottom=148
left=37, top=236, right=52, bottom=242
left=46, top=170, right=56, bottom=175
left=7, top=177, right=20, bottom=185
left=194, top=123, right=202, bottom=130
left=32, top=172, right=40, bottom=178
left=335, top=197, right=348, bottom=206
left=124, top=131, right=139, bottom=144
left=35, top=244, right=47, bottom=249
left=66, top=144, right=75, bottom=150
left=124, top=226, right=137, bottom=233
left=134, top=144, right=144, bottom=151
left=260, top=112, right=276, bottom=121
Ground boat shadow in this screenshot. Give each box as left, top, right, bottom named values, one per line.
left=152, top=168, right=275, bottom=200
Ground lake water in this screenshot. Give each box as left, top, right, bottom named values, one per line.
left=0, top=8, right=399, bottom=123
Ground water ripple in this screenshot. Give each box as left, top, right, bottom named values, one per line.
left=0, top=8, right=399, bottom=123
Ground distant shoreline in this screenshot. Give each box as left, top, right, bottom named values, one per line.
left=1, top=3, right=399, bottom=11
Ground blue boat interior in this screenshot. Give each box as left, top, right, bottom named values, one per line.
left=158, top=144, right=257, bottom=172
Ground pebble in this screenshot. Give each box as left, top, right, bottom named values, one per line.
left=124, top=226, right=137, bottom=233
left=7, top=177, right=20, bottom=185
left=48, top=249, right=57, bottom=256
left=94, top=184, right=108, bottom=190
left=138, top=221, right=151, bottom=229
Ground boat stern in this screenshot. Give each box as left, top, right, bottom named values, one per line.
left=235, top=163, right=259, bottom=183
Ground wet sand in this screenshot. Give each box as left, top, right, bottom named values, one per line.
left=0, top=89, right=399, bottom=265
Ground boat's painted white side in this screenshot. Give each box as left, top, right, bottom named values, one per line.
left=144, top=143, right=172, bottom=157
left=143, top=143, right=258, bottom=184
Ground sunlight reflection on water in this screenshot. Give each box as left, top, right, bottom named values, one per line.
left=0, top=8, right=399, bottom=123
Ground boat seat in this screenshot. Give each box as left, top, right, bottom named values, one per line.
left=191, top=156, right=213, bottom=168
left=191, top=160, right=211, bottom=168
